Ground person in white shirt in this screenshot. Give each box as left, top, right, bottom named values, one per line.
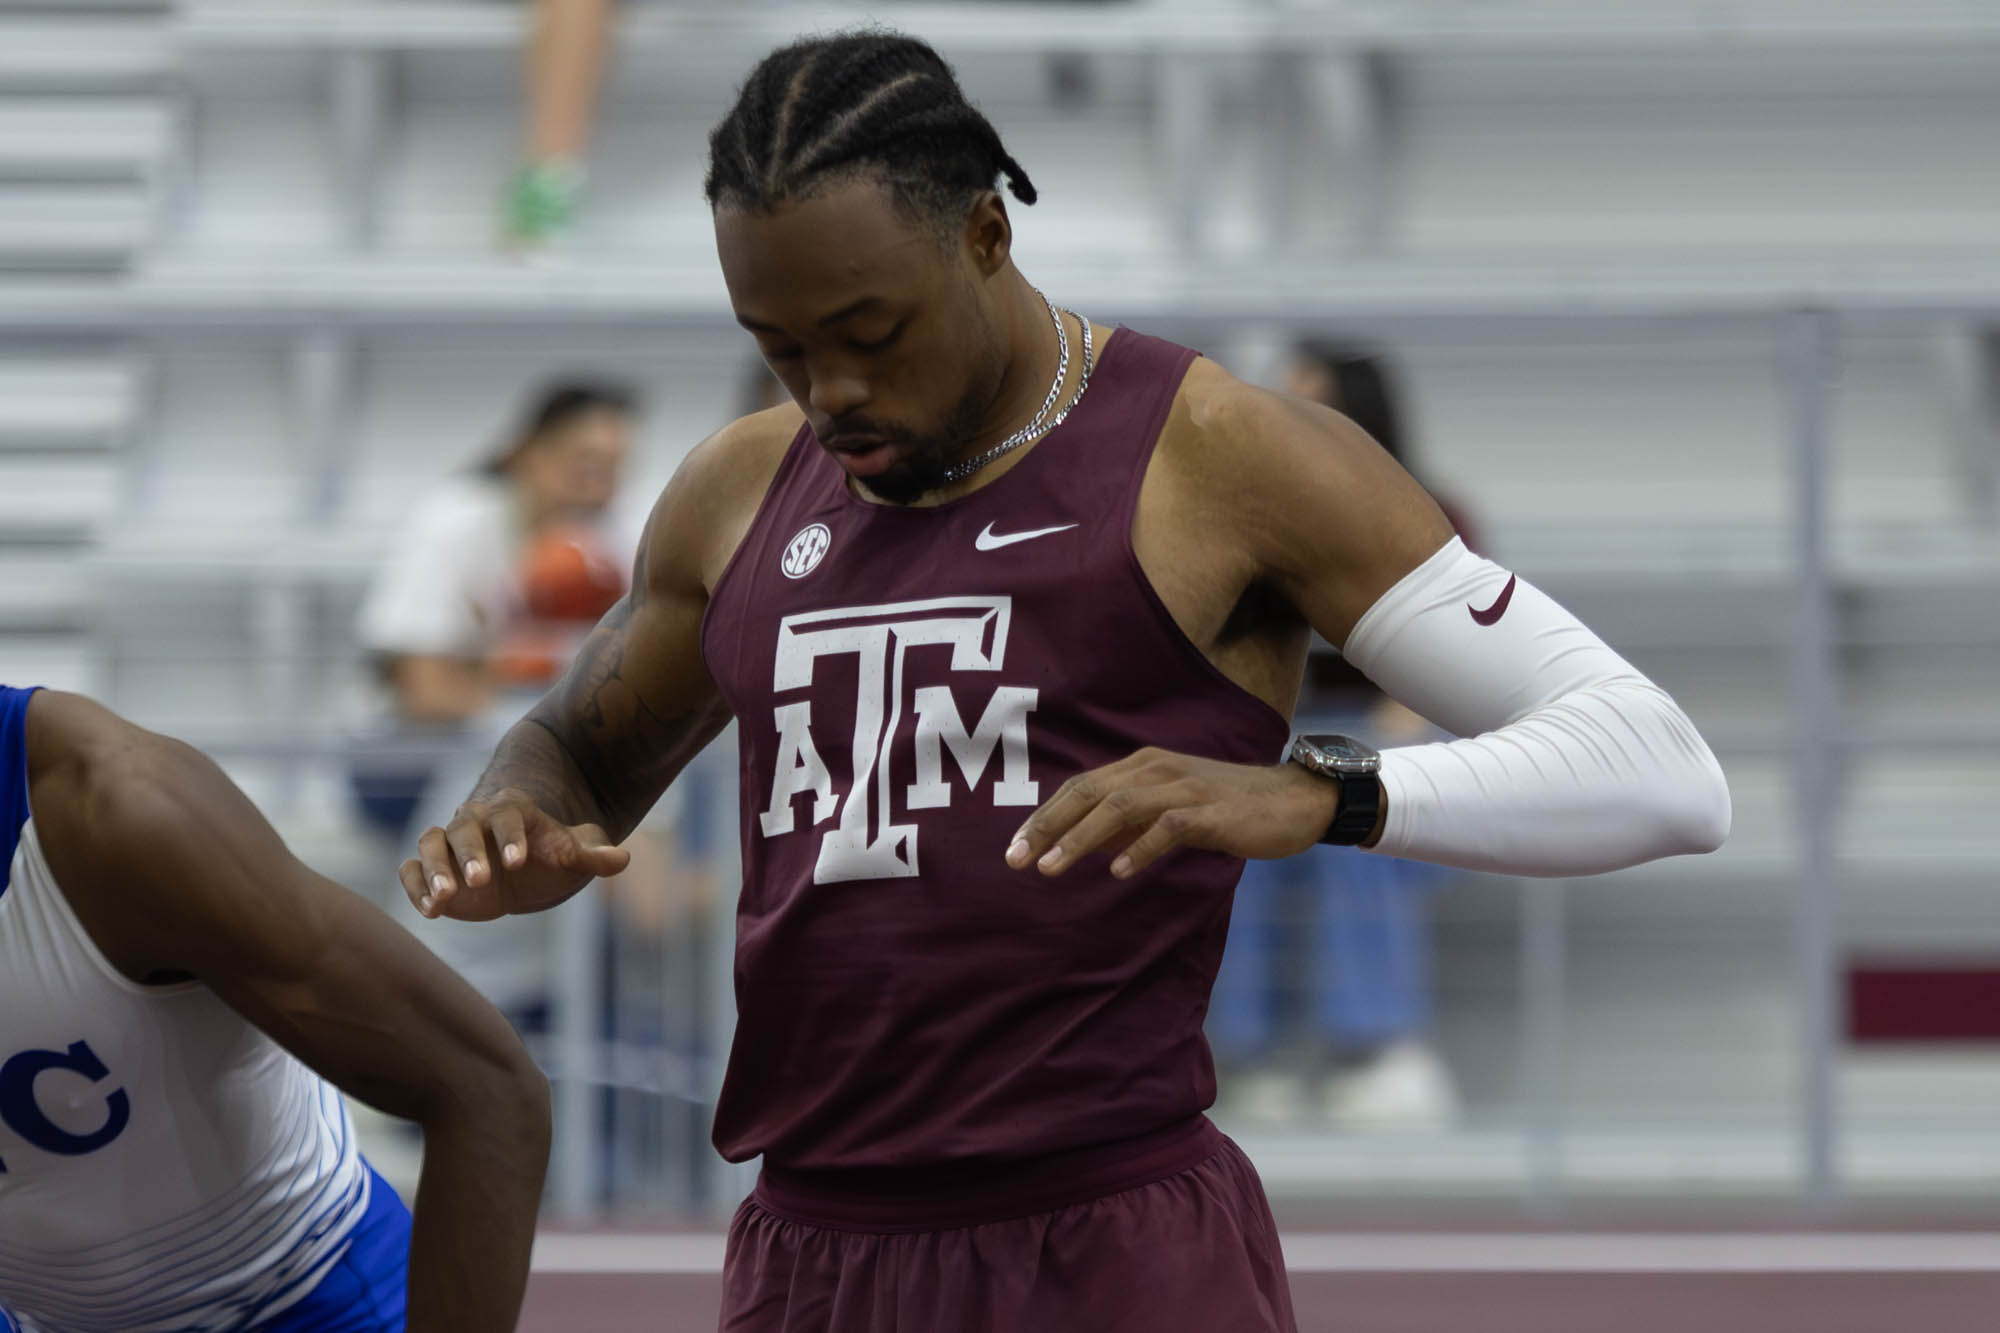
left=358, top=379, right=688, bottom=1025
left=359, top=379, right=642, bottom=727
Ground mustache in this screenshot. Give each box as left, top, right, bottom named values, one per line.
left=819, top=417, right=915, bottom=447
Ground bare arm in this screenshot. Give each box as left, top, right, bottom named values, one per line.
left=1211, top=375, right=1460, bottom=643
left=478, top=516, right=722, bottom=840
left=1009, top=365, right=1727, bottom=878
left=406, top=416, right=787, bottom=922
left=28, top=693, right=550, bottom=1333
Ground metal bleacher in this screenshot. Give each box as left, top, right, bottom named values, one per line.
left=0, top=0, right=172, bottom=692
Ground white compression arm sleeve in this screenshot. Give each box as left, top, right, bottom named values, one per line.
left=1338, top=538, right=1731, bottom=876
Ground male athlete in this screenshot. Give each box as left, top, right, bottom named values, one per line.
left=0, top=686, right=548, bottom=1333
left=405, top=32, right=1730, bottom=1332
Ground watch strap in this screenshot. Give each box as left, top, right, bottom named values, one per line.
left=1321, top=774, right=1381, bottom=846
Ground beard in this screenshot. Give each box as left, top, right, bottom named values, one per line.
left=857, top=446, right=952, bottom=506
left=833, top=332, right=1009, bottom=506
left=847, top=381, right=990, bottom=504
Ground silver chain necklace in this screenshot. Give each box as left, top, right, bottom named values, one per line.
left=939, top=290, right=1096, bottom=487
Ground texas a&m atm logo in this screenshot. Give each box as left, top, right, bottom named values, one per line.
left=759, top=596, right=1039, bottom=883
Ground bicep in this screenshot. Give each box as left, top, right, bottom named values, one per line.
left=1237, top=390, right=1457, bottom=646
left=530, top=575, right=731, bottom=822
left=528, top=483, right=736, bottom=820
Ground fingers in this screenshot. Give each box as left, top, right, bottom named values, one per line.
left=399, top=857, right=433, bottom=917
left=489, top=803, right=529, bottom=871
left=415, top=823, right=461, bottom=915
left=574, top=843, right=633, bottom=879
left=444, top=808, right=495, bottom=889
left=1008, top=749, right=1171, bottom=872
left=415, top=804, right=502, bottom=917
left=1030, top=781, right=1199, bottom=877
left=1110, top=806, right=1206, bottom=879
left=406, top=802, right=627, bottom=923
left=564, top=822, right=632, bottom=880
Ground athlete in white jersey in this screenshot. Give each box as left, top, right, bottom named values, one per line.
left=0, top=686, right=550, bottom=1333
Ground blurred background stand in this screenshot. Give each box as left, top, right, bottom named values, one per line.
left=7, top=0, right=2000, bottom=1222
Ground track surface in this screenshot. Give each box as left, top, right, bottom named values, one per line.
left=520, top=1232, right=2000, bottom=1332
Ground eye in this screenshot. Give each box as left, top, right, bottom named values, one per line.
left=849, top=323, right=906, bottom=354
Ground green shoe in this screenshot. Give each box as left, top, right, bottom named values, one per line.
left=502, top=160, right=583, bottom=250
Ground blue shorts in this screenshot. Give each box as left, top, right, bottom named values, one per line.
left=256, top=1162, right=411, bottom=1333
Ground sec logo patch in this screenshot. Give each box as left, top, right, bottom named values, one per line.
left=782, top=523, right=831, bottom=580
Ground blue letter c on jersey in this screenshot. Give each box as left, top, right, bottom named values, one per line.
left=0, top=1040, right=132, bottom=1169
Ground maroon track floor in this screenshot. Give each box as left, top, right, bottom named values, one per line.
left=521, top=1266, right=2000, bottom=1332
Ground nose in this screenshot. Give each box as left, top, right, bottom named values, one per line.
left=808, top=371, right=870, bottom=422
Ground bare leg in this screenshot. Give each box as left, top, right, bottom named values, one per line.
left=524, top=0, right=617, bottom=167
left=507, top=0, right=617, bottom=247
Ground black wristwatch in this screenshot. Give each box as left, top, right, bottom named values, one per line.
left=1287, top=734, right=1383, bottom=846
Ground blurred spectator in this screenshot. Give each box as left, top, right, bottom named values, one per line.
left=359, top=378, right=638, bottom=723
left=1211, top=343, right=1472, bottom=1131
left=504, top=0, right=619, bottom=250
left=355, top=379, right=706, bottom=1024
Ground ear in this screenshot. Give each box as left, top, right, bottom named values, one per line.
left=962, top=191, right=1012, bottom=278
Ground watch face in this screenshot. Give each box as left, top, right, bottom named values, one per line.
left=1294, top=734, right=1381, bottom=775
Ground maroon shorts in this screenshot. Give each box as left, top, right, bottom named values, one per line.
left=721, top=1118, right=1296, bottom=1333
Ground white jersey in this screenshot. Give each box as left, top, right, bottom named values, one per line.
left=0, top=711, right=371, bottom=1332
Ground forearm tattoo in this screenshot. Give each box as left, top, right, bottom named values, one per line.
left=468, top=531, right=727, bottom=841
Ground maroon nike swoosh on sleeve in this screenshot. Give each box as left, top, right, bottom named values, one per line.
left=1469, top=574, right=1517, bottom=626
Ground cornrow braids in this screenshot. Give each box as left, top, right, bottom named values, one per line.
left=705, top=30, right=1037, bottom=238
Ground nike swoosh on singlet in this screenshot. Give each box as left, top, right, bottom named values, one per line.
left=974, top=521, right=1079, bottom=551
left=1469, top=573, right=1518, bottom=626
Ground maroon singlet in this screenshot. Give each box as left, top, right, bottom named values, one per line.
left=701, top=329, right=1291, bottom=1180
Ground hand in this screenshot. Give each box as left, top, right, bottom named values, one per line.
left=401, top=788, right=631, bottom=922
left=1005, top=747, right=1343, bottom=879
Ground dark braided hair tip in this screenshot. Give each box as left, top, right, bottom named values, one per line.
left=706, top=30, right=1038, bottom=227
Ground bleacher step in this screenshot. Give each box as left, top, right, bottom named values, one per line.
left=0, top=459, right=121, bottom=535
left=0, top=632, right=96, bottom=694
left=0, top=358, right=137, bottom=448
left=0, top=1, right=169, bottom=14
left=0, top=21, right=171, bottom=87
left=0, top=186, right=151, bottom=267
left=0, top=98, right=172, bottom=178
left=0, top=547, right=91, bottom=631
left=0, top=217, right=150, bottom=268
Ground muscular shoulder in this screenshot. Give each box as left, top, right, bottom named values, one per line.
left=22, top=693, right=259, bottom=980
left=1162, top=357, right=1387, bottom=518
left=1156, top=357, right=1454, bottom=638
left=26, top=692, right=242, bottom=893
left=24, top=690, right=152, bottom=824
left=640, top=403, right=805, bottom=595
